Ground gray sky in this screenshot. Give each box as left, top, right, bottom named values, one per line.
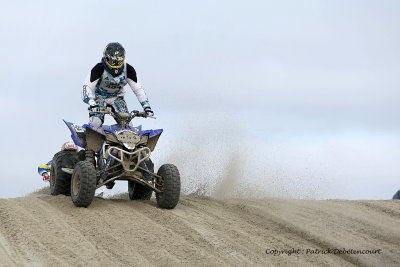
left=0, top=0, right=399, bottom=199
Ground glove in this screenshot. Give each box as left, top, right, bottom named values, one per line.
left=141, top=100, right=153, bottom=117
left=88, top=104, right=100, bottom=114
left=144, top=107, right=154, bottom=117
left=88, top=99, right=97, bottom=106
left=42, top=172, right=50, bottom=182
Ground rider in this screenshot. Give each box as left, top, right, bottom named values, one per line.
left=38, top=161, right=51, bottom=181
left=82, top=42, right=154, bottom=130
left=38, top=141, right=78, bottom=181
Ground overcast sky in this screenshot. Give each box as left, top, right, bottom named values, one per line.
left=0, top=0, right=399, bottom=199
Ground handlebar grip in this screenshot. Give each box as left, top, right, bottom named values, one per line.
left=131, top=110, right=147, bottom=117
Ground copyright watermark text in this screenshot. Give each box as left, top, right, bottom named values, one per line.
left=265, top=248, right=382, bottom=256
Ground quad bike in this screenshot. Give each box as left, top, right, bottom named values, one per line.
left=50, top=107, right=180, bottom=209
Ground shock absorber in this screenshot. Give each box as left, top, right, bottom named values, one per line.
left=140, top=155, right=151, bottom=180
left=104, top=152, right=117, bottom=171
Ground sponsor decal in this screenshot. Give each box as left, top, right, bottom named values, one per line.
left=71, top=124, right=84, bottom=133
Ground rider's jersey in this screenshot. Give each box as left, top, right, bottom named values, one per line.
left=82, top=62, right=149, bottom=106
left=38, top=161, right=51, bottom=176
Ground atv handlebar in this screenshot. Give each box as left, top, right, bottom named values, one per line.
left=88, top=106, right=155, bottom=122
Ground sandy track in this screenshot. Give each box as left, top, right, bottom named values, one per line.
left=0, top=188, right=399, bottom=266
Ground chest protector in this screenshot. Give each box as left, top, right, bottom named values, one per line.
left=96, top=63, right=128, bottom=98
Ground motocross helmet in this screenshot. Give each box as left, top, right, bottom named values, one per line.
left=102, top=42, right=125, bottom=76
left=61, top=141, right=78, bottom=151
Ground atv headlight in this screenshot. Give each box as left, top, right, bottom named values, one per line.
left=116, top=130, right=140, bottom=150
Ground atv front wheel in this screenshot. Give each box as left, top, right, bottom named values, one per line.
left=156, top=164, right=181, bottom=209
left=71, top=161, right=97, bottom=207
left=128, top=159, right=154, bottom=200
left=50, top=151, right=77, bottom=196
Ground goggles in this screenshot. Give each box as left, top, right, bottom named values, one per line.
left=105, top=56, right=124, bottom=69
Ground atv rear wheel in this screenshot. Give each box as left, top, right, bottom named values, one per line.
left=50, top=151, right=77, bottom=196
left=156, top=164, right=181, bottom=209
left=128, top=159, right=154, bottom=200
left=71, top=161, right=97, bottom=207
left=128, top=181, right=153, bottom=200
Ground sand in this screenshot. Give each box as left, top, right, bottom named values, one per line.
left=0, top=187, right=399, bottom=266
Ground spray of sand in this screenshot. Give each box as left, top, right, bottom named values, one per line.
left=154, top=112, right=333, bottom=200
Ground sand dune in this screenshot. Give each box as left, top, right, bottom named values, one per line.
left=0, top=187, right=399, bottom=266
